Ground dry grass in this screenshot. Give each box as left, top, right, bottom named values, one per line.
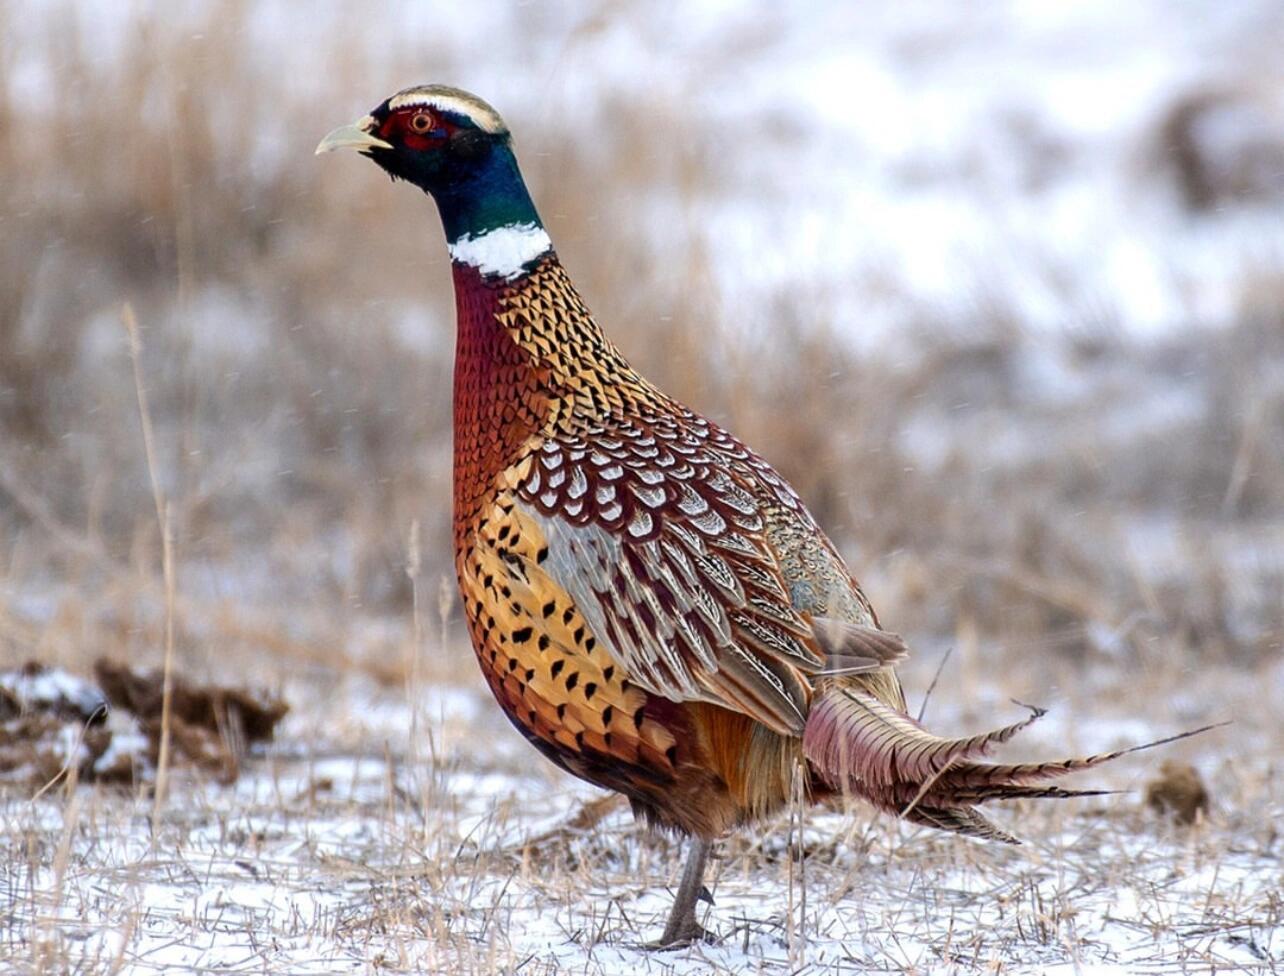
left=1, top=2, right=1282, bottom=974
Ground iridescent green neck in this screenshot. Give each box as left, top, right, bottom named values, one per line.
left=435, top=142, right=542, bottom=244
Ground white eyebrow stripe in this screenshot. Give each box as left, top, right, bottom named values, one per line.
left=387, top=91, right=506, bottom=134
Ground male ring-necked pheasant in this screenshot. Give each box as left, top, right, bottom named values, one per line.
left=318, top=86, right=1198, bottom=946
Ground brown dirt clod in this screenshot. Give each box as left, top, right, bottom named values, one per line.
left=0, top=659, right=289, bottom=791
left=1144, top=759, right=1211, bottom=825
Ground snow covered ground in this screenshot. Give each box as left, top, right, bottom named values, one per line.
left=2, top=659, right=1279, bottom=975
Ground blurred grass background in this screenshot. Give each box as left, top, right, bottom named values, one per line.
left=1, top=0, right=1281, bottom=706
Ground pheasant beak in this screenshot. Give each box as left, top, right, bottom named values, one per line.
left=315, top=116, right=393, bottom=155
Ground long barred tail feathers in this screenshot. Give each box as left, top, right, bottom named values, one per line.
left=801, top=686, right=1224, bottom=842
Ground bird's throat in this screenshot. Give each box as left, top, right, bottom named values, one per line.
left=450, top=261, right=549, bottom=542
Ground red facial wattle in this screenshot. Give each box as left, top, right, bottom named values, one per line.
left=378, top=108, right=456, bottom=151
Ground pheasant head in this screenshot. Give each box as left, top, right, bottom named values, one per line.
left=317, top=84, right=549, bottom=275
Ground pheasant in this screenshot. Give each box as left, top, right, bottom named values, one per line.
left=317, top=86, right=1204, bottom=946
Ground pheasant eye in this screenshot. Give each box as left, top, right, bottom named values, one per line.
left=409, top=111, right=434, bottom=134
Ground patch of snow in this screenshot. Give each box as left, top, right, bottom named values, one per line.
left=0, top=665, right=107, bottom=720
left=93, top=713, right=150, bottom=776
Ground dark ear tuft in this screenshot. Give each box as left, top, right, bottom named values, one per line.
left=450, top=129, right=491, bottom=162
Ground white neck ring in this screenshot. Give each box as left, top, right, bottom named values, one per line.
left=447, top=223, right=552, bottom=280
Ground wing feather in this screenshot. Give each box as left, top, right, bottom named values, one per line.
left=517, top=426, right=904, bottom=735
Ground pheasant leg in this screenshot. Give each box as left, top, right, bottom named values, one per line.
left=654, top=836, right=714, bottom=947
